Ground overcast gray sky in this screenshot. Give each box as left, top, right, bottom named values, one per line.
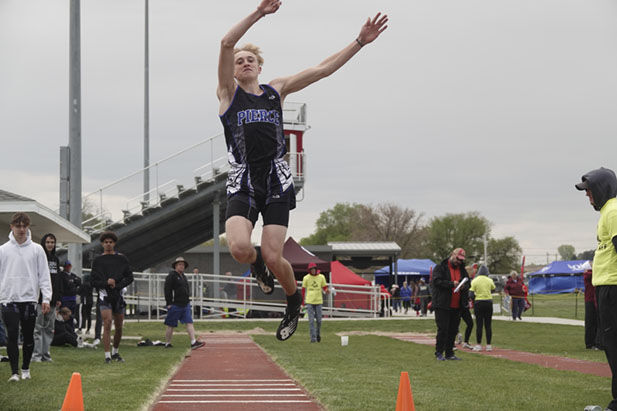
left=2, top=0, right=617, bottom=264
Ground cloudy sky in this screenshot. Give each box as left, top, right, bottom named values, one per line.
left=2, top=0, right=616, bottom=264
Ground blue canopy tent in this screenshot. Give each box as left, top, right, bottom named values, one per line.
left=374, top=259, right=436, bottom=288
left=527, top=260, right=589, bottom=294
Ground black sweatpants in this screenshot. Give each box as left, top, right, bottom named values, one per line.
left=434, top=307, right=461, bottom=357
left=1, top=302, right=37, bottom=375
left=474, top=300, right=493, bottom=345
left=597, top=285, right=617, bottom=411
left=460, top=307, right=473, bottom=343
left=585, top=300, right=600, bottom=348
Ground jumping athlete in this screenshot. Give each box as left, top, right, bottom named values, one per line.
left=217, top=0, right=388, bottom=340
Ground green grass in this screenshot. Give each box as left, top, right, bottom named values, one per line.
left=0, top=318, right=609, bottom=410
left=524, top=293, right=587, bottom=320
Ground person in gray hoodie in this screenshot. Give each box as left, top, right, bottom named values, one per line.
left=576, top=167, right=617, bottom=411
left=0, top=212, right=52, bottom=382
left=31, top=232, right=63, bottom=363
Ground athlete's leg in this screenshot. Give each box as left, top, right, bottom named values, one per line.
left=226, top=216, right=256, bottom=264
left=261, top=224, right=296, bottom=296
left=112, top=313, right=124, bottom=349
left=101, top=308, right=113, bottom=352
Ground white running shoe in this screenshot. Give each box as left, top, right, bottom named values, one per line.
left=21, top=369, right=30, bottom=380
left=92, top=338, right=100, bottom=346
left=462, top=342, right=473, bottom=349
left=8, top=374, right=20, bottom=382
left=486, top=345, right=493, bottom=351
left=472, top=345, right=482, bottom=351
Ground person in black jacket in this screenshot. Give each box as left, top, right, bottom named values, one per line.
left=51, top=307, right=78, bottom=347
left=91, top=231, right=133, bottom=363
left=32, top=233, right=63, bottom=363
left=430, top=248, right=470, bottom=361
left=60, top=261, right=81, bottom=330
left=163, top=257, right=205, bottom=350
left=79, top=270, right=93, bottom=335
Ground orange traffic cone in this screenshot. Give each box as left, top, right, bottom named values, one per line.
left=395, top=371, right=415, bottom=411
left=61, top=372, right=84, bottom=411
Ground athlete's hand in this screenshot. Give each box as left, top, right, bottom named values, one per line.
left=42, top=302, right=51, bottom=314
left=357, top=12, right=389, bottom=46
left=257, top=0, right=281, bottom=17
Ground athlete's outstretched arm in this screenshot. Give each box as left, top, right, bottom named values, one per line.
left=270, top=12, right=388, bottom=102
left=217, top=0, right=281, bottom=103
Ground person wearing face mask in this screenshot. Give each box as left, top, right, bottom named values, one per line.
left=217, top=0, right=388, bottom=341
left=576, top=167, right=617, bottom=411
left=430, top=248, right=470, bottom=361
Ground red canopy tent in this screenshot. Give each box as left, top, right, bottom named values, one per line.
left=330, top=261, right=372, bottom=310
left=283, top=237, right=330, bottom=279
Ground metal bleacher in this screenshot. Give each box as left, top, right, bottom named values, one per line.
left=79, top=103, right=308, bottom=271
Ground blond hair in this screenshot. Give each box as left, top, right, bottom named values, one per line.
left=233, top=43, right=264, bottom=66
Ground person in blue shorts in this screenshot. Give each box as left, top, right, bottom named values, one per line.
left=217, top=0, right=388, bottom=341
left=164, top=257, right=205, bottom=350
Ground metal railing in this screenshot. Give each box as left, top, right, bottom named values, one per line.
left=83, top=270, right=383, bottom=319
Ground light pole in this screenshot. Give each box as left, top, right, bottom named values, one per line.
left=144, top=0, right=150, bottom=202
left=69, top=0, right=82, bottom=275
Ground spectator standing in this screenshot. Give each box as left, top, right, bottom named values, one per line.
left=390, top=284, right=401, bottom=313
left=431, top=248, right=470, bottom=361
left=32, top=233, right=63, bottom=362
left=470, top=265, right=496, bottom=351
left=0, top=212, right=52, bottom=381
left=60, top=261, right=81, bottom=330
left=505, top=271, right=525, bottom=320
left=164, top=257, right=205, bottom=350
left=79, top=269, right=94, bottom=335
left=91, top=231, right=134, bottom=363
left=576, top=167, right=617, bottom=411
left=417, top=278, right=430, bottom=317
left=301, top=263, right=329, bottom=343
left=583, top=265, right=601, bottom=350
left=411, top=281, right=421, bottom=316
left=400, top=281, right=412, bottom=314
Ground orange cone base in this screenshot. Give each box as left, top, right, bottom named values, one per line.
left=61, top=372, right=84, bottom=411
left=395, top=371, right=415, bottom=411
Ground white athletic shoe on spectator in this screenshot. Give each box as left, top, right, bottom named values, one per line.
left=93, top=338, right=100, bottom=346
left=472, top=345, right=482, bottom=351
left=462, top=342, right=473, bottom=349
left=486, top=345, right=493, bottom=351
left=8, top=374, right=19, bottom=382
left=21, top=369, right=30, bottom=380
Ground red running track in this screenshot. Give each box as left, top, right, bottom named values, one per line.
left=152, top=334, right=323, bottom=411
left=390, top=333, right=610, bottom=378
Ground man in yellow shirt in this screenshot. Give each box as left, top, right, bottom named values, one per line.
left=576, top=166, right=617, bottom=411
left=302, top=263, right=329, bottom=343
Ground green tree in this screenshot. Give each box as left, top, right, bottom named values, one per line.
left=487, top=236, right=522, bottom=273
left=557, top=244, right=576, bottom=260
left=577, top=249, right=595, bottom=260
left=300, top=203, right=361, bottom=245
left=424, top=212, right=491, bottom=262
